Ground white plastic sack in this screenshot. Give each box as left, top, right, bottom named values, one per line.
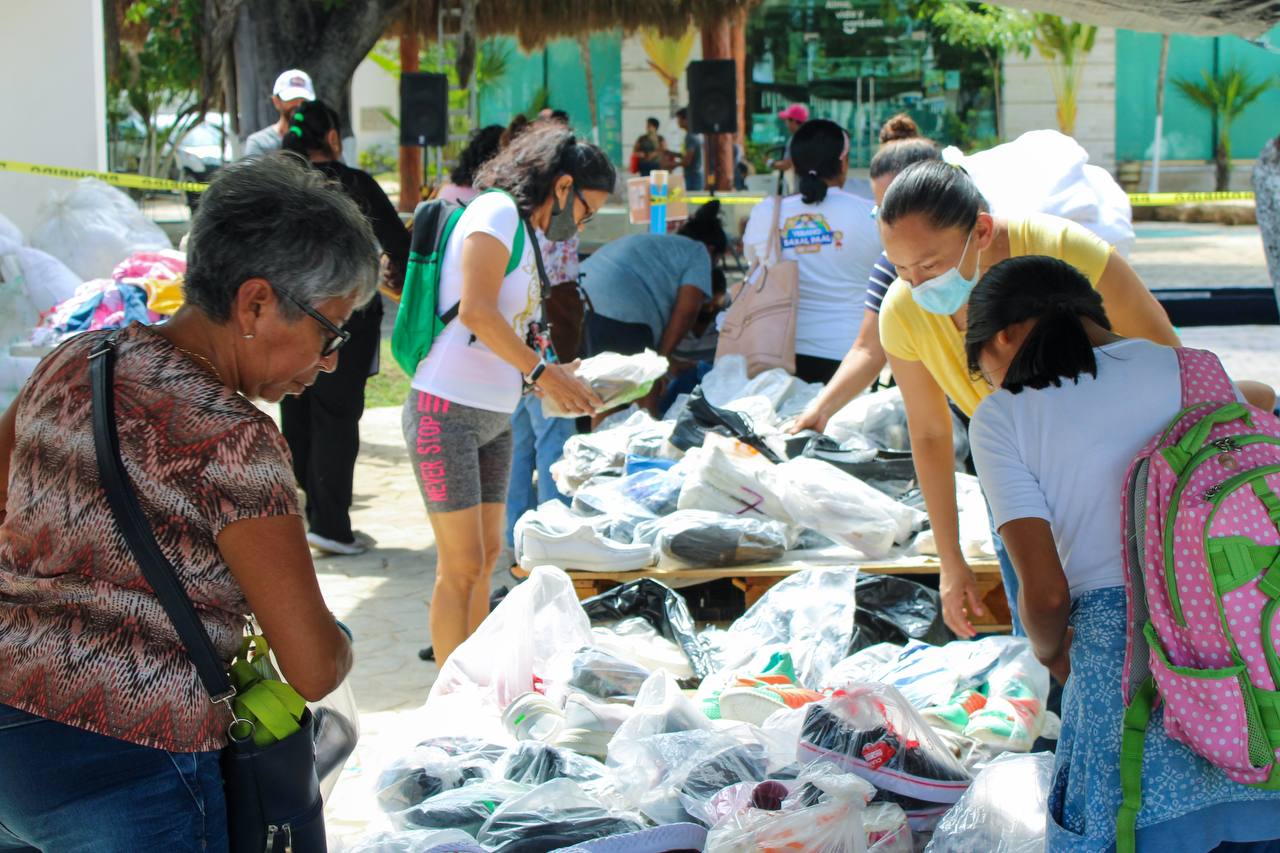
left=773, top=458, right=924, bottom=557
left=924, top=751, right=1054, bottom=853
left=825, top=387, right=911, bottom=450
left=953, top=130, right=1133, bottom=257
left=423, top=566, right=593, bottom=741
left=708, top=566, right=860, bottom=688
left=676, top=443, right=793, bottom=523
left=29, top=179, right=170, bottom=281
left=912, top=472, right=995, bottom=560
left=543, top=350, right=669, bottom=417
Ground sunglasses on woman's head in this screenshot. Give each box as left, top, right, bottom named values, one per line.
left=277, top=289, right=350, bottom=358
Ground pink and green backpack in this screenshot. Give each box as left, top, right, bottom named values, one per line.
left=1119, top=347, right=1280, bottom=851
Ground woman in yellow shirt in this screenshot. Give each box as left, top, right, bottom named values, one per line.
left=877, top=160, right=1182, bottom=640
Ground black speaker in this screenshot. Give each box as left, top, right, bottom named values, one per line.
left=400, top=72, right=448, bottom=146
left=687, top=60, right=737, bottom=135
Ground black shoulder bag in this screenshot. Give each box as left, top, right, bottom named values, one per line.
left=89, top=335, right=326, bottom=853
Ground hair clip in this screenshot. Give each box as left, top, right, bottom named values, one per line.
left=289, top=126, right=303, bottom=137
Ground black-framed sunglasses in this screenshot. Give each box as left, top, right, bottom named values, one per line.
left=278, top=289, right=350, bottom=358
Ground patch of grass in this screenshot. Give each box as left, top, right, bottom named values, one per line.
left=366, top=338, right=411, bottom=409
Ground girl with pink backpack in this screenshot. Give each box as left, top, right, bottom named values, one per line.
left=966, top=254, right=1280, bottom=852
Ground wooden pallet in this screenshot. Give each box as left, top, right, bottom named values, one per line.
left=513, top=557, right=1012, bottom=633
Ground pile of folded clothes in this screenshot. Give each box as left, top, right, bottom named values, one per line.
left=344, top=565, right=1058, bottom=852
left=516, top=355, right=994, bottom=574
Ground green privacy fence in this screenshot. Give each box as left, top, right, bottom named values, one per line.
left=477, top=31, right=624, bottom=166
left=1116, top=26, right=1280, bottom=163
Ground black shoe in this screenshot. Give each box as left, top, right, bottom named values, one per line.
left=418, top=646, right=435, bottom=661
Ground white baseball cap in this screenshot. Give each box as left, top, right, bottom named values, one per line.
left=272, top=69, right=315, bottom=102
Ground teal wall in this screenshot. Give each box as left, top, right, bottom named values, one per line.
left=1116, top=26, right=1280, bottom=162
left=478, top=31, right=624, bottom=165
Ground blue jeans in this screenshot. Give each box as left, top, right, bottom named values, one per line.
left=987, top=501, right=1025, bottom=637
left=0, top=702, right=227, bottom=852
left=505, top=395, right=576, bottom=547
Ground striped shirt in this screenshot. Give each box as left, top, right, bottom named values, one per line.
left=865, top=250, right=897, bottom=314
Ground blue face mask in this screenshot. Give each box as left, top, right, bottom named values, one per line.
left=910, top=228, right=980, bottom=316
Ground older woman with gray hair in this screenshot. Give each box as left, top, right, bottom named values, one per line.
left=0, top=153, right=366, bottom=851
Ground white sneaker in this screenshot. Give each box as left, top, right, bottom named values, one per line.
left=306, top=531, right=368, bottom=556
left=515, top=516, right=654, bottom=572
left=553, top=693, right=632, bottom=760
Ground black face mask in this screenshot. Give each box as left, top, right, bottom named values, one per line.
left=546, top=184, right=578, bottom=242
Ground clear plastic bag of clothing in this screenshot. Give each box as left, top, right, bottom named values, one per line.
left=375, top=737, right=504, bottom=813
left=29, top=178, right=171, bottom=280
left=581, top=578, right=713, bottom=680
left=707, top=566, right=859, bottom=689
left=773, top=457, right=924, bottom=557
left=552, top=410, right=663, bottom=495
left=825, top=387, right=911, bottom=450
left=632, top=509, right=790, bottom=569
left=423, top=566, right=593, bottom=742
left=962, top=638, right=1052, bottom=752
left=797, top=683, right=972, bottom=804
left=542, top=350, right=669, bottom=417
left=493, top=740, right=609, bottom=787
left=475, top=778, right=648, bottom=850
left=924, top=751, right=1054, bottom=853
left=390, top=778, right=531, bottom=834
left=311, top=678, right=362, bottom=800
left=338, top=828, right=488, bottom=853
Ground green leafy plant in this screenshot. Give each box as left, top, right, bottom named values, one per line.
left=924, top=2, right=1033, bottom=141
left=1173, top=65, right=1275, bottom=191
left=111, top=0, right=206, bottom=179
left=1031, top=14, right=1097, bottom=137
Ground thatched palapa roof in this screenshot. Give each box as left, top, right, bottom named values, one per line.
left=1009, top=0, right=1280, bottom=38
left=406, top=0, right=757, bottom=50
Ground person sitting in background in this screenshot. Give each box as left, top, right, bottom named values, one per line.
left=0, top=154, right=364, bottom=850
left=242, top=68, right=316, bottom=158
left=280, top=100, right=410, bottom=556
left=580, top=201, right=724, bottom=361
left=437, top=125, right=504, bottom=204
left=742, top=118, right=882, bottom=384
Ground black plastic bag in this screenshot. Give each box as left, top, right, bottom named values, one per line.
left=848, top=574, right=953, bottom=654
left=582, top=578, right=714, bottom=680
left=669, top=387, right=783, bottom=462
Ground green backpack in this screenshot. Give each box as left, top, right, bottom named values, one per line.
left=390, top=190, right=525, bottom=376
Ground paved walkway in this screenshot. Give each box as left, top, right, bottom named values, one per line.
left=315, top=222, right=1280, bottom=841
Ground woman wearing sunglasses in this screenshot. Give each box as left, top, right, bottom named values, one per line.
left=0, top=154, right=369, bottom=850
left=279, top=100, right=411, bottom=556
left=404, top=122, right=612, bottom=665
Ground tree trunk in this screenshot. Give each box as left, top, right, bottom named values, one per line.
left=578, top=33, right=599, bottom=143
left=1215, top=140, right=1231, bottom=192
left=231, top=0, right=406, bottom=141
left=399, top=19, right=423, bottom=211
left=700, top=18, right=734, bottom=193
left=1149, top=33, right=1170, bottom=193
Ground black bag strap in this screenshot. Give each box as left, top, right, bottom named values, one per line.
left=89, top=335, right=236, bottom=706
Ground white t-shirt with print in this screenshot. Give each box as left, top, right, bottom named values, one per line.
left=970, top=338, right=1242, bottom=599
left=742, top=188, right=881, bottom=361
left=411, top=191, right=539, bottom=413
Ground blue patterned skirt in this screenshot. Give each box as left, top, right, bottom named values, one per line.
left=1049, top=586, right=1280, bottom=852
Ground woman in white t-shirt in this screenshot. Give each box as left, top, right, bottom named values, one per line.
left=967, top=255, right=1280, bottom=851
left=742, top=119, right=881, bottom=384
left=403, top=124, right=611, bottom=664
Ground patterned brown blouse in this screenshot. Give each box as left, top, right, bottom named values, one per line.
left=0, top=323, right=299, bottom=752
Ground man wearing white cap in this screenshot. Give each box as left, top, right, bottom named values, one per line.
left=242, top=69, right=316, bottom=158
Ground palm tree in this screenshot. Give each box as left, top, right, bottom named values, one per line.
left=1174, top=66, right=1276, bottom=191
left=641, top=27, right=698, bottom=119
left=1031, top=14, right=1097, bottom=138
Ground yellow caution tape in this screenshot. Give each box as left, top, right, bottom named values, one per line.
left=1127, top=191, right=1254, bottom=206
left=0, top=159, right=207, bottom=193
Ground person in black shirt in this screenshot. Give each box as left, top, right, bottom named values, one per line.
left=280, top=100, right=410, bottom=555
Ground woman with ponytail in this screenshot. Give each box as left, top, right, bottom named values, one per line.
left=741, top=118, right=882, bottom=383
left=279, top=100, right=411, bottom=556
left=404, top=122, right=611, bottom=664
left=967, top=256, right=1280, bottom=851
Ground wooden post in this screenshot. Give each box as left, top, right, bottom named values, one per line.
left=732, top=10, right=747, bottom=165
left=398, top=20, right=422, bottom=212
left=700, top=18, right=735, bottom=192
